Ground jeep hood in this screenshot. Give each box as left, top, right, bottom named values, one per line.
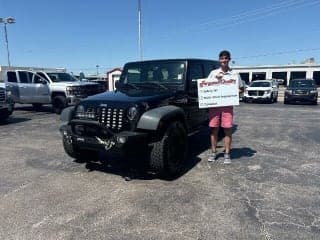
left=84, top=89, right=175, bottom=105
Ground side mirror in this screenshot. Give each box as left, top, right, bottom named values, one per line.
left=115, top=80, right=121, bottom=89
left=41, top=79, right=48, bottom=84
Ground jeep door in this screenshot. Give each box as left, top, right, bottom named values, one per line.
left=186, top=62, right=208, bottom=129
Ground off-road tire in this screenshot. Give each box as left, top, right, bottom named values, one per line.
left=62, top=134, right=98, bottom=162
left=150, top=121, right=187, bottom=177
left=53, top=95, right=67, bottom=114
left=0, top=112, right=9, bottom=122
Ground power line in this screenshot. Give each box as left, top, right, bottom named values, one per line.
left=233, top=47, right=320, bottom=60
left=158, top=0, right=320, bottom=38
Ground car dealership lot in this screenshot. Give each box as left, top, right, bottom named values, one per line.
left=0, top=103, right=319, bottom=240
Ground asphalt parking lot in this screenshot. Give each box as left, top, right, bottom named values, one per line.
left=0, top=102, right=319, bottom=240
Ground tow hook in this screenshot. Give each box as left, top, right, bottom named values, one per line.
left=95, top=136, right=115, bottom=150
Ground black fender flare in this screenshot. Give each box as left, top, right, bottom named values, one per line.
left=60, top=106, right=75, bottom=122
left=137, top=105, right=187, bottom=131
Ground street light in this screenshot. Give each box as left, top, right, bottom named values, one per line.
left=0, top=17, right=16, bottom=67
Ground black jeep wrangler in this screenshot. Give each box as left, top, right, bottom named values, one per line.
left=60, top=59, right=219, bottom=176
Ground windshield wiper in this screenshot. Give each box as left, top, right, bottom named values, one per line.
left=121, top=82, right=140, bottom=90
left=139, top=81, right=168, bottom=90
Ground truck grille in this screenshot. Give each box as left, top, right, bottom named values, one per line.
left=99, top=107, right=124, bottom=131
left=248, top=90, right=265, bottom=96
left=68, top=85, right=105, bottom=97
left=83, top=85, right=105, bottom=96
left=0, top=88, right=5, bottom=102
left=294, top=90, right=308, bottom=95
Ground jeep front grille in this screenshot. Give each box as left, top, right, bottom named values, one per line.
left=99, top=107, right=124, bottom=131
left=0, top=88, right=5, bottom=103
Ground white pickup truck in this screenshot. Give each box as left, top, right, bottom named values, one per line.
left=0, top=66, right=105, bottom=114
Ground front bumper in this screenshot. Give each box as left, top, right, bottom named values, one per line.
left=0, top=102, right=13, bottom=115
left=60, top=123, right=148, bottom=152
left=243, top=94, right=272, bottom=102
left=285, top=93, right=318, bottom=102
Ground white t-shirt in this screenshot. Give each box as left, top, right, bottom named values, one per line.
left=208, top=68, right=244, bottom=89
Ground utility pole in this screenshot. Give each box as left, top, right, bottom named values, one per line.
left=138, top=0, right=142, bottom=60
left=0, top=17, right=16, bottom=67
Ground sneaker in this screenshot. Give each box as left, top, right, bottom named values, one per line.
left=223, top=153, right=231, bottom=164
left=208, top=152, right=217, bottom=162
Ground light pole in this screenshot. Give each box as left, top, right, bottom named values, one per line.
left=138, top=0, right=142, bottom=60
left=0, top=17, right=15, bottom=67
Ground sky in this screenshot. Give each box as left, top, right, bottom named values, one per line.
left=1, top=0, right=320, bottom=76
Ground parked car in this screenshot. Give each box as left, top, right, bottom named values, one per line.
left=0, top=82, right=14, bottom=121
left=60, top=58, right=219, bottom=177
left=239, top=79, right=247, bottom=102
left=284, top=79, right=318, bottom=105
left=2, top=68, right=105, bottom=114
left=276, top=78, right=285, bottom=85
left=243, top=79, right=278, bottom=103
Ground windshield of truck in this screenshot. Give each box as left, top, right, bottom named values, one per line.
left=119, top=61, right=186, bottom=85
left=47, top=72, right=77, bottom=82
left=250, top=81, right=271, bottom=87
left=289, top=79, right=315, bottom=88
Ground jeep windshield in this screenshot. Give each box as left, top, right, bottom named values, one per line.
left=47, top=72, right=78, bottom=82
left=119, top=61, right=186, bottom=90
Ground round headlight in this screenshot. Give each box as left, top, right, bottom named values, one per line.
left=127, top=106, right=139, bottom=121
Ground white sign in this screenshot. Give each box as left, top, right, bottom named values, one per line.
left=197, top=78, right=239, bottom=108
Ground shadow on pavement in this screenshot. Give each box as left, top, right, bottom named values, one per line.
left=14, top=105, right=53, bottom=113
left=83, top=127, right=211, bottom=181
left=0, top=116, right=31, bottom=125
left=230, top=147, right=257, bottom=160
left=81, top=124, right=248, bottom=181
left=83, top=151, right=158, bottom=181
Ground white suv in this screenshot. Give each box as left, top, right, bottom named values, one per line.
left=243, top=79, right=278, bottom=103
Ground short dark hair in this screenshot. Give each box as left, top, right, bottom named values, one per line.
left=219, top=50, right=231, bottom=60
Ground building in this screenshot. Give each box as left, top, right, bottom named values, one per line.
left=106, top=68, right=122, bottom=91
left=233, top=63, right=320, bottom=86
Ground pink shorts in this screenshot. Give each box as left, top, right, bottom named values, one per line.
left=209, top=106, right=233, bottom=128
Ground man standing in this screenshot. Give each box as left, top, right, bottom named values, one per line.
left=207, top=50, right=244, bottom=164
